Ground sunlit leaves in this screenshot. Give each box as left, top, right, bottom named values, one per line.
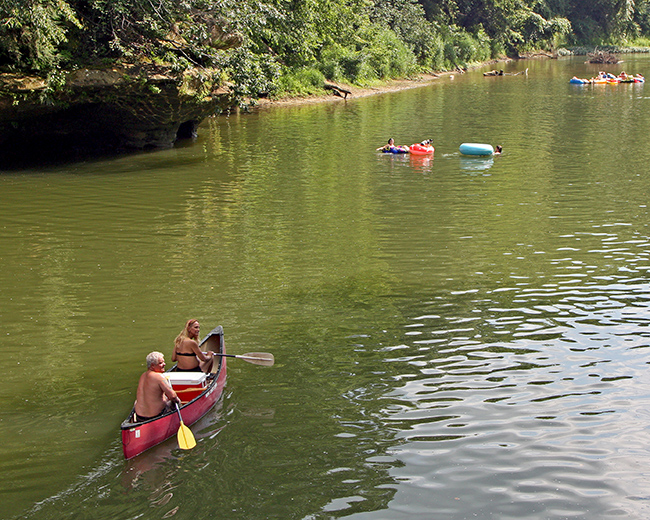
left=0, top=0, right=81, bottom=70
left=0, top=0, right=649, bottom=98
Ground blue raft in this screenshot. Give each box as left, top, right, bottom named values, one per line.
left=459, top=143, right=494, bottom=156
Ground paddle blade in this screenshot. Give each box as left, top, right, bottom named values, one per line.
left=177, top=421, right=196, bottom=450
left=240, top=352, right=275, bottom=366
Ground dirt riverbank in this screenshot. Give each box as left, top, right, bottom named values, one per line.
left=254, top=55, right=525, bottom=110
left=255, top=73, right=449, bottom=109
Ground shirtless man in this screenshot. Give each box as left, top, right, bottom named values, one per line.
left=134, top=351, right=180, bottom=421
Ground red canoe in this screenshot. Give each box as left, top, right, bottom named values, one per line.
left=121, top=325, right=227, bottom=459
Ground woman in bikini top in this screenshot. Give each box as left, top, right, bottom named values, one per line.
left=171, top=319, right=214, bottom=372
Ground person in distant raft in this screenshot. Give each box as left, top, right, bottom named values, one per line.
left=172, top=319, right=214, bottom=372
left=377, top=137, right=409, bottom=154
left=135, top=351, right=180, bottom=421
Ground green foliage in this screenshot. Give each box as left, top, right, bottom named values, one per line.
left=318, top=44, right=376, bottom=83
left=443, top=41, right=458, bottom=64
left=627, top=36, right=650, bottom=47
left=633, top=0, right=650, bottom=35
left=274, top=67, right=325, bottom=98
left=357, top=25, right=418, bottom=80
left=454, top=30, right=490, bottom=63
left=220, top=45, right=281, bottom=99
left=316, top=25, right=417, bottom=85
left=1, top=0, right=650, bottom=101
left=421, top=32, right=447, bottom=71
left=0, top=0, right=81, bottom=71
left=371, top=0, right=449, bottom=71
left=437, top=24, right=493, bottom=68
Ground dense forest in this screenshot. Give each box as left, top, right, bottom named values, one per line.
left=1, top=0, right=650, bottom=102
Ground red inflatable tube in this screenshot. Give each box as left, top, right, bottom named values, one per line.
left=409, top=143, right=435, bottom=155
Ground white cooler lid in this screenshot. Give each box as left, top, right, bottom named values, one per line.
left=165, top=372, right=207, bottom=385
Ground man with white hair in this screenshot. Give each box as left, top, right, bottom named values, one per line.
left=135, top=351, right=181, bottom=421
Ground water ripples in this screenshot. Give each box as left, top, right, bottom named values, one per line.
left=5, top=55, right=650, bottom=520
left=349, top=259, right=650, bottom=518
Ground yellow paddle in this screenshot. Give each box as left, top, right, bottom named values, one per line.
left=174, top=402, right=196, bottom=450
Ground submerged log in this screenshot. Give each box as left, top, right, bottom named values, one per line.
left=484, top=68, right=528, bottom=77
left=587, top=49, right=620, bottom=64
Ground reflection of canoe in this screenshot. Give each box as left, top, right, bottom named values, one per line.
left=120, top=325, right=227, bottom=459
left=459, top=143, right=494, bottom=156
left=122, top=403, right=226, bottom=489
left=409, top=143, right=434, bottom=155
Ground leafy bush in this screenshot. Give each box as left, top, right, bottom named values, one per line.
left=422, top=33, right=447, bottom=71
left=360, top=25, right=417, bottom=80
left=319, top=44, right=353, bottom=82
left=0, top=0, right=81, bottom=71
left=443, top=42, right=457, bottom=66
left=274, top=67, right=325, bottom=98
left=317, top=28, right=416, bottom=86
left=222, top=45, right=281, bottom=99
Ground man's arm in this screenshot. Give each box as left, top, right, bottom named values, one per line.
left=157, top=374, right=180, bottom=403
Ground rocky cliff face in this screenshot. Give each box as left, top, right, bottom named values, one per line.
left=0, top=64, right=235, bottom=167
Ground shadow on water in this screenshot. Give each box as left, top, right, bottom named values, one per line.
left=0, top=134, right=199, bottom=172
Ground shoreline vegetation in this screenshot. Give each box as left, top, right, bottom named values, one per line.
left=3, top=1, right=650, bottom=106
left=253, top=46, right=649, bottom=110
left=255, top=73, right=445, bottom=109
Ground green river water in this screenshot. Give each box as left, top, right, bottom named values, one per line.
left=2, top=54, right=650, bottom=520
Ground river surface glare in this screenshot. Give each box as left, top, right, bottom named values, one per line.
left=2, top=55, right=650, bottom=520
